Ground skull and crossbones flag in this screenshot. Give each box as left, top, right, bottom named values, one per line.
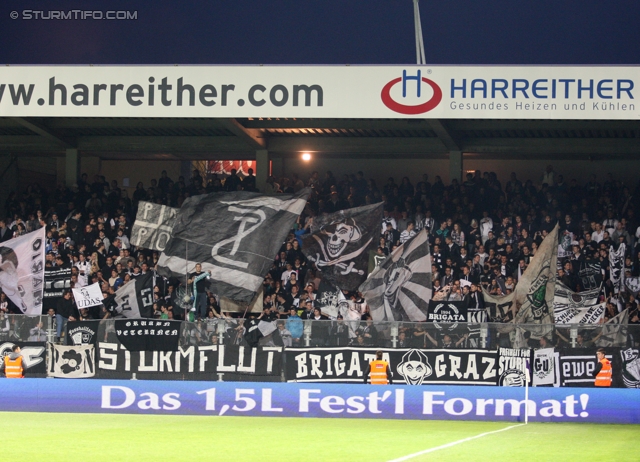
left=157, top=189, right=310, bottom=304
left=359, top=228, right=432, bottom=322
left=303, top=202, right=383, bottom=291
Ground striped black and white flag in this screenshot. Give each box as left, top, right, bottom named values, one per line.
left=157, top=189, right=310, bottom=304
left=359, top=228, right=432, bottom=322
left=105, top=272, right=155, bottom=318
left=302, top=202, right=383, bottom=291
left=131, top=201, right=179, bottom=251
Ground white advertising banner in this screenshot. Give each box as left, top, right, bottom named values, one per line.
left=0, top=65, right=638, bottom=119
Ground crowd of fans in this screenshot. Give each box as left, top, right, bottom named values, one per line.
left=0, top=164, right=639, bottom=348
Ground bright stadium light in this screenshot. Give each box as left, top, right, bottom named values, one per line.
left=413, top=0, right=426, bottom=65
left=301, top=152, right=312, bottom=161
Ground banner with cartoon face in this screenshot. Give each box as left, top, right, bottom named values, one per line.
left=284, top=347, right=497, bottom=385
left=47, top=344, right=95, bottom=378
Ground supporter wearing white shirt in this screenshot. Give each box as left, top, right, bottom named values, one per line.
left=280, top=263, right=294, bottom=284
left=479, top=212, right=493, bottom=242
left=592, top=223, right=604, bottom=243
left=75, top=254, right=91, bottom=287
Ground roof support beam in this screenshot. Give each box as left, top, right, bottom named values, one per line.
left=10, top=117, right=76, bottom=149
left=217, top=118, right=266, bottom=149
left=427, top=119, right=460, bottom=151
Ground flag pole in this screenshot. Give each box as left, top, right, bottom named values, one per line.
left=525, top=359, right=530, bottom=425
left=185, top=241, right=190, bottom=322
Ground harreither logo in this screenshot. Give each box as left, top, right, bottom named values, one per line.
left=381, top=70, right=442, bottom=114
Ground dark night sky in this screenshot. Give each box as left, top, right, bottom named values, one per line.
left=0, top=0, right=639, bottom=65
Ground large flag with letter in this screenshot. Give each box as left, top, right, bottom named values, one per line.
left=131, top=201, right=179, bottom=251
left=72, top=283, right=104, bottom=310
left=512, top=225, right=558, bottom=340
left=158, top=189, right=310, bottom=304
left=104, top=272, right=154, bottom=318
left=0, top=228, right=45, bottom=315
left=360, top=229, right=432, bottom=322
left=553, top=283, right=604, bottom=324
left=302, top=203, right=383, bottom=290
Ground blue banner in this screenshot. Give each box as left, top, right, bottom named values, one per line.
left=0, top=380, right=638, bottom=424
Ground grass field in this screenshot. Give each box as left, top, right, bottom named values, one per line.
left=1, top=412, right=638, bottom=461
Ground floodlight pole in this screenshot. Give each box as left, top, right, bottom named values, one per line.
left=413, top=0, right=426, bottom=65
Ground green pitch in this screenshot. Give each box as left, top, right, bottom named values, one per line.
left=1, top=412, right=637, bottom=461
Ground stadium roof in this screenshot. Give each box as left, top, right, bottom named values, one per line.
left=1, top=117, right=639, bottom=161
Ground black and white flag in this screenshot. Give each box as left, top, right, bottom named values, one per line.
left=483, top=290, right=515, bottom=324
left=553, top=283, right=604, bottom=324
left=0, top=228, right=45, bottom=315
left=315, top=280, right=343, bottom=318
left=512, top=224, right=558, bottom=344
left=44, top=266, right=71, bottom=299
left=243, top=318, right=278, bottom=348
left=558, top=230, right=574, bottom=259
left=72, top=283, right=104, bottom=309
left=66, top=321, right=99, bottom=345
left=105, top=272, right=154, bottom=318
left=157, top=189, right=310, bottom=304
left=624, top=277, right=640, bottom=296
left=131, top=201, right=179, bottom=252
left=427, top=300, right=469, bottom=331
left=498, top=347, right=531, bottom=386
left=533, top=348, right=556, bottom=386
left=303, top=203, right=383, bottom=291
left=115, top=319, right=181, bottom=351
left=47, top=344, right=95, bottom=378
left=578, top=260, right=602, bottom=291
left=595, top=309, right=628, bottom=348
left=609, top=244, right=626, bottom=294
left=619, top=348, right=640, bottom=388
left=467, top=307, right=488, bottom=344
left=360, top=229, right=432, bottom=322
